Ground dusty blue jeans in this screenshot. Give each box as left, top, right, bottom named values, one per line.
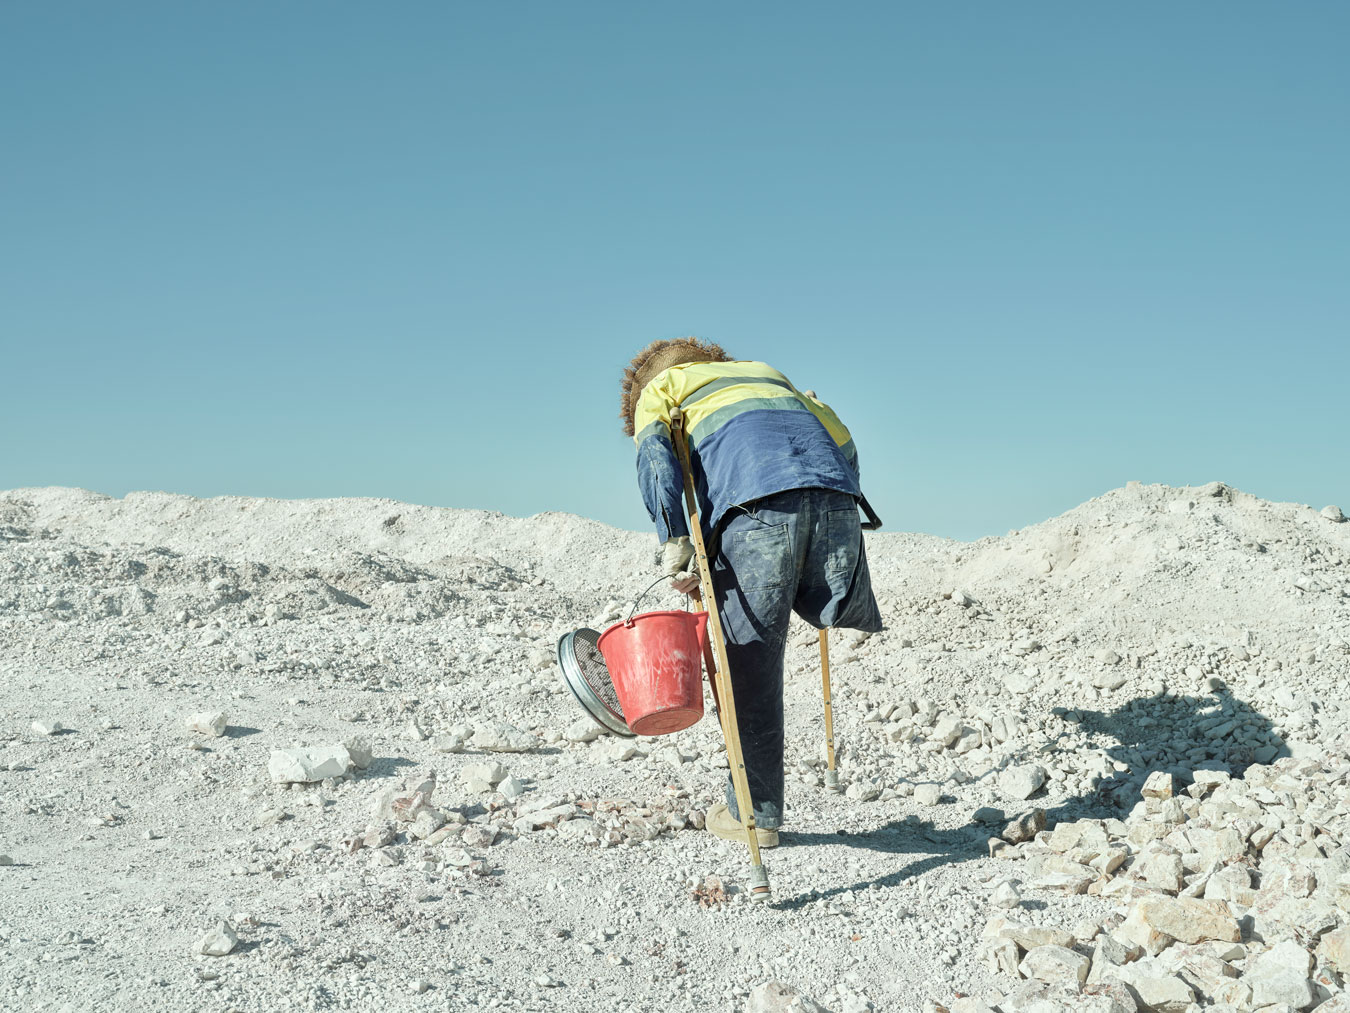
left=712, top=487, right=882, bottom=829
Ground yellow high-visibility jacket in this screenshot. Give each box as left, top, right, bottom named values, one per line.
left=633, top=360, right=860, bottom=542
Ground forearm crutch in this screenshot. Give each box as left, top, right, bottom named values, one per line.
left=670, top=407, right=770, bottom=901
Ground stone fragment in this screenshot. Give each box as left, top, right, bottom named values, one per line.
left=1093, top=672, right=1128, bottom=691
left=1135, top=896, right=1239, bottom=944
left=983, top=936, right=1021, bottom=975
left=1248, top=971, right=1315, bottom=1009
left=461, top=763, right=507, bottom=790
left=1247, top=940, right=1315, bottom=1008
left=196, top=920, right=239, bottom=957
left=432, top=728, right=470, bottom=753
left=1002, top=809, right=1046, bottom=844
left=564, top=718, right=602, bottom=743
left=497, top=775, right=525, bottom=801
left=845, top=780, right=882, bottom=802
left=991, top=918, right=1076, bottom=951
left=461, top=825, right=498, bottom=849
left=1135, top=846, right=1185, bottom=893
left=1087, top=935, right=1141, bottom=984
left=1141, top=771, right=1174, bottom=800
left=470, top=722, right=535, bottom=753
left=31, top=719, right=63, bottom=735
left=932, top=717, right=963, bottom=748
left=1203, top=863, right=1254, bottom=905
left=342, top=736, right=373, bottom=769
left=409, top=810, right=446, bottom=839
left=1190, top=769, right=1231, bottom=791
left=1000, top=764, right=1047, bottom=801
left=0, top=855, right=14, bottom=866
left=745, top=979, right=829, bottom=1013
left=973, top=806, right=1005, bottom=824
left=992, top=880, right=1022, bottom=909
left=1319, top=926, right=1350, bottom=974
left=1019, top=944, right=1090, bottom=984
left=597, top=738, right=639, bottom=762
left=268, top=745, right=353, bottom=783
left=1074, top=982, right=1137, bottom=1013
left=1127, top=972, right=1195, bottom=1013
left=1116, top=907, right=1174, bottom=957
left=1322, top=504, right=1345, bottom=522
left=952, top=728, right=981, bottom=754
left=913, top=784, right=942, bottom=806
left=186, top=711, right=228, bottom=737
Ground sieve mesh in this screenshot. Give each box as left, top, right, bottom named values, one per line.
left=573, top=628, right=623, bottom=717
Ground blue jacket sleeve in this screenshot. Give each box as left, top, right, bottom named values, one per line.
left=841, top=439, right=860, bottom=481
left=636, top=425, right=689, bottom=543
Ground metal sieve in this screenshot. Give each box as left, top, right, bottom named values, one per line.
left=557, top=627, right=635, bottom=738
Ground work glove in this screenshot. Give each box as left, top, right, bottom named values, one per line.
left=661, top=535, right=701, bottom=595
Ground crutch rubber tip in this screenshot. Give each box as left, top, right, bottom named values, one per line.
left=824, top=770, right=841, bottom=791
left=747, top=865, right=770, bottom=900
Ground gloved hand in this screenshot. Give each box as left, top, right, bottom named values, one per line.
left=661, top=535, right=701, bottom=595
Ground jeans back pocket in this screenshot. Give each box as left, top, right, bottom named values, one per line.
left=723, top=522, right=792, bottom=592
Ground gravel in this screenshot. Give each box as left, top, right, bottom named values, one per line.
left=1, top=480, right=1348, bottom=1012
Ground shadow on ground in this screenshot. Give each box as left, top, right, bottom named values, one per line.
left=772, top=681, right=1283, bottom=909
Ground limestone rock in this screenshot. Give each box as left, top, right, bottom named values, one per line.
left=999, top=764, right=1047, bottom=801
left=186, top=711, right=228, bottom=737
left=470, top=722, right=535, bottom=753
left=342, top=736, right=374, bottom=769
left=1318, top=925, right=1350, bottom=974
left=1019, top=944, right=1090, bottom=984
left=1141, top=771, right=1174, bottom=800
left=1002, top=809, right=1047, bottom=844
left=564, top=718, right=602, bottom=743
left=913, top=784, right=942, bottom=806
left=1134, top=897, right=1240, bottom=945
left=1116, top=907, right=1174, bottom=957
left=988, top=917, right=1076, bottom=951
left=461, top=762, right=508, bottom=792
left=992, top=880, right=1022, bottom=909
left=744, top=979, right=830, bottom=1012
left=268, top=745, right=352, bottom=783
left=1126, top=972, right=1195, bottom=1013
left=196, top=920, right=239, bottom=957
left=1247, top=940, right=1315, bottom=1008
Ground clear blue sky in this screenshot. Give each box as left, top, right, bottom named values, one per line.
left=3, top=3, right=1347, bottom=540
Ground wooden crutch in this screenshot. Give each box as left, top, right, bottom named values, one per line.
left=819, top=628, right=840, bottom=791
left=818, top=492, right=882, bottom=788
left=669, top=407, right=770, bottom=901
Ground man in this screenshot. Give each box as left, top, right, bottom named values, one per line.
left=621, top=337, right=882, bottom=847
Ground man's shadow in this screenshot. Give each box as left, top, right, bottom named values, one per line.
left=774, top=680, right=1283, bottom=909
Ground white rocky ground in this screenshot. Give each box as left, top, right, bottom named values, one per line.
left=0, top=482, right=1346, bottom=1013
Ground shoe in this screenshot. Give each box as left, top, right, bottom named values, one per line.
left=706, top=803, right=780, bottom=848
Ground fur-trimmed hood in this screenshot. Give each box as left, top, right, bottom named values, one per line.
left=620, top=337, right=732, bottom=436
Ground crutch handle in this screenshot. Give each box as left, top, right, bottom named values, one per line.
left=859, top=495, right=882, bottom=531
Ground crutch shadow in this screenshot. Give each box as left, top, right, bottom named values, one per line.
left=770, top=680, right=1283, bottom=910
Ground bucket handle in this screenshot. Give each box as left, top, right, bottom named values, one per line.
left=625, top=574, right=693, bottom=626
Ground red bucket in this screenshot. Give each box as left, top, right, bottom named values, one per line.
left=597, top=610, right=708, bottom=736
